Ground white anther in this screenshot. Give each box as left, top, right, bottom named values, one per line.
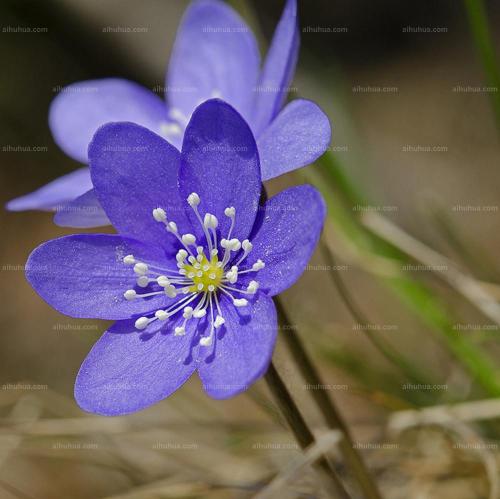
left=176, top=249, right=188, bottom=262
left=133, top=262, right=148, bottom=275
left=211, top=249, right=218, bottom=257
left=242, top=239, right=253, bottom=252
left=152, top=207, right=167, bottom=222
left=230, top=239, right=241, bottom=251
left=196, top=245, right=204, bottom=254
left=123, top=254, right=135, bottom=265
left=188, top=272, right=195, bottom=278
left=196, top=254, right=203, bottom=263
left=157, top=275, right=170, bottom=287
left=214, top=315, right=225, bottom=328
left=193, top=309, right=207, bottom=318
left=183, top=306, right=193, bottom=319
left=187, top=192, right=200, bottom=206
left=209, top=273, right=217, bottom=279
left=226, top=266, right=239, bottom=284
left=155, top=310, right=168, bottom=321
left=160, top=122, right=182, bottom=138
left=137, top=276, right=149, bottom=287
left=167, top=221, right=178, bottom=233
left=196, top=270, right=203, bottom=277
left=174, top=326, right=186, bottom=336
left=199, top=336, right=212, bottom=347
left=124, top=289, right=136, bottom=300
left=220, top=238, right=229, bottom=249
left=197, top=283, right=204, bottom=291
left=165, top=285, right=177, bottom=298
left=233, top=298, right=248, bottom=307
left=228, top=274, right=238, bottom=284
left=179, top=268, right=187, bottom=275
left=202, top=264, right=210, bottom=271
left=208, top=284, right=215, bottom=292
left=188, top=256, right=196, bottom=264
left=182, top=233, right=196, bottom=245
left=252, top=259, right=265, bottom=271
left=224, top=207, right=235, bottom=218
left=135, top=317, right=149, bottom=330
left=247, top=280, right=259, bottom=294
left=169, top=108, right=189, bottom=124
left=204, top=213, right=218, bottom=229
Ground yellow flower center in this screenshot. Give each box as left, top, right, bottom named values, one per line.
left=183, top=254, right=224, bottom=293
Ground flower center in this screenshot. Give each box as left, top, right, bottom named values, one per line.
left=121, top=192, right=265, bottom=348
left=183, top=254, right=224, bottom=292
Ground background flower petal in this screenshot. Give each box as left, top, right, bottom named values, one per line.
left=6, top=168, right=92, bottom=212
left=75, top=318, right=200, bottom=415
left=257, top=99, right=331, bottom=180
left=49, top=79, right=168, bottom=163
left=244, top=185, right=326, bottom=296
left=26, top=234, right=173, bottom=320
left=197, top=293, right=277, bottom=399
left=167, top=0, right=260, bottom=123
left=251, top=0, right=299, bottom=135
left=89, top=122, right=191, bottom=254
left=53, top=189, right=110, bottom=228
left=179, top=99, right=261, bottom=244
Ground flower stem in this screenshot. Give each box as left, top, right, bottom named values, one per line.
left=264, top=361, right=352, bottom=499
left=463, top=0, right=500, bottom=131
left=275, top=298, right=383, bottom=499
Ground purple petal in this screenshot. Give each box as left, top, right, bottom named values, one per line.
left=75, top=318, right=200, bottom=415
left=26, top=234, right=174, bottom=320
left=89, top=122, right=191, bottom=253
left=54, top=189, right=110, bottom=228
left=257, top=99, right=331, bottom=180
left=245, top=185, right=326, bottom=296
left=167, top=0, right=260, bottom=124
left=49, top=79, right=168, bottom=163
left=6, top=168, right=92, bottom=212
left=251, top=0, right=299, bottom=135
left=179, top=99, right=261, bottom=244
left=197, top=293, right=277, bottom=399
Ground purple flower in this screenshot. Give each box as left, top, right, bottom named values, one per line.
left=25, top=99, right=326, bottom=415
left=8, top=0, right=331, bottom=229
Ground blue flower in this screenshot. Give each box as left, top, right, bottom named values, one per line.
left=8, top=0, right=331, bottom=228
left=25, top=99, right=326, bottom=415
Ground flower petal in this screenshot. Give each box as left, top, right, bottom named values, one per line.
left=75, top=318, right=200, bottom=415
left=197, top=293, right=277, bottom=399
left=53, top=189, right=110, bottom=228
left=26, top=234, right=174, bottom=320
left=179, top=99, right=261, bottom=244
left=245, top=185, right=326, bottom=296
left=257, top=99, right=331, bottom=180
left=6, top=168, right=92, bottom=212
left=89, top=122, right=191, bottom=253
left=167, top=0, right=260, bottom=123
left=49, top=79, right=168, bottom=163
left=251, top=0, right=299, bottom=135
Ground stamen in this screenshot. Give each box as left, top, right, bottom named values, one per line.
left=133, top=262, right=148, bottom=275
left=136, top=276, right=149, bottom=287
left=224, top=206, right=236, bottom=240
left=159, top=122, right=183, bottom=139
left=187, top=192, right=215, bottom=253
left=152, top=207, right=167, bottom=222
left=123, top=255, right=135, bottom=265
left=134, top=317, right=150, bottom=330
left=169, top=108, right=189, bottom=126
